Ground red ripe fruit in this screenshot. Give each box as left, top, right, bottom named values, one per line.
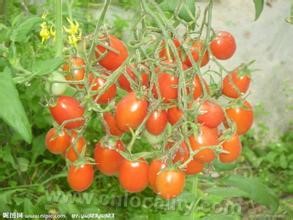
left=94, top=140, right=124, bottom=176
left=197, top=100, right=225, bottom=128
left=182, top=40, right=209, bottom=67
left=219, top=133, right=242, bottom=163
left=115, top=92, right=149, bottom=132
left=222, top=69, right=251, bottom=98
left=189, top=125, right=219, bottom=163
left=210, top=31, right=236, bottom=60
left=146, top=110, right=168, bottom=135
left=95, top=35, right=128, bottom=71
left=49, top=96, right=85, bottom=129
left=67, top=163, right=94, bottom=192
left=45, top=128, right=71, bottom=155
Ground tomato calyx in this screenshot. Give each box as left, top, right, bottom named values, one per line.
left=237, top=60, right=255, bottom=77
left=227, top=99, right=252, bottom=111
left=68, top=156, right=94, bottom=168
left=99, top=135, right=123, bottom=151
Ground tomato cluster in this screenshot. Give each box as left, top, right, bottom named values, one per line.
left=45, top=28, right=254, bottom=199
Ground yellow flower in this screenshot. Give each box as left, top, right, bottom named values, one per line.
left=64, top=17, right=80, bottom=35
left=39, top=22, right=50, bottom=43
left=41, top=12, right=48, bottom=20
left=50, top=25, right=56, bottom=39
left=64, top=17, right=82, bottom=47
left=67, top=33, right=81, bottom=47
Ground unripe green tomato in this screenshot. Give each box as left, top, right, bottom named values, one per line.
left=46, top=71, right=67, bottom=96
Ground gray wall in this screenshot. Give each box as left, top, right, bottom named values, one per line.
left=211, top=0, right=293, bottom=139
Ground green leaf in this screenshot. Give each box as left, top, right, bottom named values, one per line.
left=0, top=190, right=17, bottom=212
left=279, top=154, right=288, bottom=169
left=11, top=16, right=41, bottom=42
left=32, top=57, right=64, bottom=76
left=243, top=146, right=262, bottom=168
left=223, top=175, right=279, bottom=211
left=206, top=187, right=248, bottom=203
left=213, top=159, right=238, bottom=171
left=31, top=134, right=46, bottom=165
left=0, top=23, right=10, bottom=42
left=16, top=157, right=29, bottom=172
left=23, top=198, right=36, bottom=214
left=0, top=68, right=32, bottom=143
left=0, top=145, right=16, bottom=168
left=160, top=0, right=196, bottom=22
left=253, top=0, right=264, bottom=21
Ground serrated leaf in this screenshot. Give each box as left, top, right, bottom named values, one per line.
left=224, top=175, right=279, bottom=211
left=0, top=68, right=32, bottom=143
left=11, top=16, right=41, bottom=42
left=32, top=57, right=64, bottom=76
left=253, top=0, right=264, bottom=21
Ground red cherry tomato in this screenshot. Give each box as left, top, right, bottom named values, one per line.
left=185, top=159, right=204, bottom=175
left=226, top=100, right=254, bottom=135
left=67, top=163, right=94, bottom=192
left=65, top=132, right=86, bottom=162
left=167, top=106, right=183, bottom=125
left=119, top=159, right=149, bottom=193
left=89, top=73, right=117, bottom=104
left=219, top=133, right=242, bottom=163
left=103, top=112, right=124, bottom=136
left=159, top=38, right=181, bottom=61
left=94, top=140, right=124, bottom=176
left=95, top=35, right=128, bottom=71
left=63, top=57, right=85, bottom=87
left=193, top=75, right=208, bottom=99
left=183, top=40, right=209, bottom=67
left=115, top=92, right=149, bottom=131
left=118, top=66, right=149, bottom=92
left=222, top=69, right=251, bottom=98
left=153, top=73, right=178, bottom=103
left=45, top=128, right=71, bottom=155
left=148, top=159, right=167, bottom=191
left=146, top=110, right=168, bottom=135
left=210, top=31, right=236, bottom=60
left=172, top=142, right=190, bottom=163
left=197, top=100, right=225, bottom=128
left=156, top=169, right=185, bottom=200
left=189, top=125, right=219, bottom=163
left=49, top=96, right=85, bottom=129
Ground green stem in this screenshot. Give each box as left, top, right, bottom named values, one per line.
left=88, top=0, right=111, bottom=58
left=55, top=0, right=63, bottom=57
left=191, top=175, right=198, bottom=220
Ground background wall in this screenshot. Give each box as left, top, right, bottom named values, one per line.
left=206, top=0, right=293, bottom=140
